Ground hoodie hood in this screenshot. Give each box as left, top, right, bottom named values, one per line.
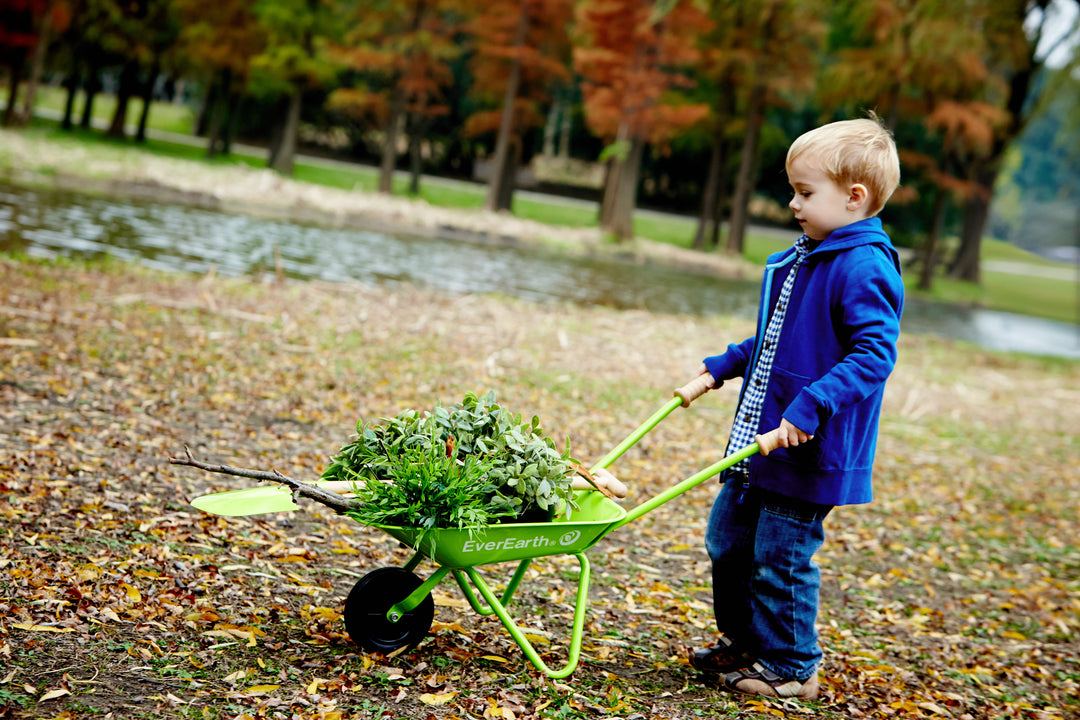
left=813, top=217, right=901, bottom=273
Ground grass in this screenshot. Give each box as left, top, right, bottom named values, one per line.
left=14, top=84, right=1080, bottom=325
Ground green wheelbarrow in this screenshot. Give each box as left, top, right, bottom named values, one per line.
left=188, top=376, right=786, bottom=679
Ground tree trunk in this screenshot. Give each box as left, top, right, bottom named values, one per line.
left=407, top=113, right=425, bottom=195
left=61, top=70, right=78, bottom=130
left=222, top=91, right=241, bottom=156
left=599, top=154, right=617, bottom=228
left=558, top=92, right=572, bottom=159
left=726, top=81, right=766, bottom=255
left=17, top=0, right=54, bottom=125
left=485, top=3, right=528, bottom=212
left=954, top=4, right=1041, bottom=285
left=2, top=55, right=25, bottom=127
left=206, top=69, right=232, bottom=158
left=495, top=137, right=521, bottom=211
left=194, top=77, right=214, bottom=136
left=949, top=163, right=996, bottom=284
left=270, top=82, right=303, bottom=175
left=135, top=61, right=160, bottom=143
left=79, top=68, right=99, bottom=130
left=918, top=187, right=948, bottom=290
left=107, top=61, right=140, bottom=139
left=543, top=94, right=559, bottom=157
left=379, top=86, right=405, bottom=193
left=605, top=136, right=644, bottom=241
left=693, top=118, right=727, bottom=251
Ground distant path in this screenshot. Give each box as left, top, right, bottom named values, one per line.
left=983, top=260, right=1077, bottom=281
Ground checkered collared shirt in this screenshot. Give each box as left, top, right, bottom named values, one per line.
left=726, top=235, right=811, bottom=468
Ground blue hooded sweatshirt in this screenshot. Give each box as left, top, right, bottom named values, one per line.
left=703, top=217, right=904, bottom=506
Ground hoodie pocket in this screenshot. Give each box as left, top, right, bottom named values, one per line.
left=763, top=367, right=823, bottom=466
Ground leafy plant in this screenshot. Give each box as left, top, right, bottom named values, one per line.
left=323, top=392, right=577, bottom=546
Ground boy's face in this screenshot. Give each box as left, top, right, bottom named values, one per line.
left=786, top=155, right=869, bottom=241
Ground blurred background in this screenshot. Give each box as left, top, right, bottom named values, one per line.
left=1, top=0, right=1078, bottom=301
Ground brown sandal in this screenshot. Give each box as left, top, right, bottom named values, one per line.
left=722, top=662, right=819, bottom=700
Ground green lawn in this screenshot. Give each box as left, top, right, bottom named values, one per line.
left=17, top=84, right=1080, bottom=325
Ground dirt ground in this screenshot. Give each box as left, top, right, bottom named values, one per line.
left=2, top=253, right=1078, bottom=719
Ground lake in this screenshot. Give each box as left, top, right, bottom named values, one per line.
left=2, top=181, right=1077, bottom=359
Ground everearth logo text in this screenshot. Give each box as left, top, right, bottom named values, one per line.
left=462, top=535, right=553, bottom=553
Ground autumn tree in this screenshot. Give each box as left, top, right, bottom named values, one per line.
left=697, top=0, right=826, bottom=255
left=101, top=0, right=182, bottom=142
left=0, top=0, right=49, bottom=126
left=822, top=0, right=1039, bottom=288
left=174, top=0, right=265, bottom=157
left=948, top=0, right=1079, bottom=283
left=328, top=0, right=463, bottom=194
left=574, top=0, right=709, bottom=241
left=46, top=0, right=114, bottom=131
left=464, top=0, right=574, bottom=212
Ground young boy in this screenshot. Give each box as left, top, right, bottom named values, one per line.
left=686, top=116, right=904, bottom=700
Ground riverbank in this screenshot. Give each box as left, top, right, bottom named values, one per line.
left=0, top=127, right=757, bottom=281
left=4, top=125, right=1078, bottom=324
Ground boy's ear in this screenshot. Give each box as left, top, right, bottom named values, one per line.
left=847, top=183, right=869, bottom=211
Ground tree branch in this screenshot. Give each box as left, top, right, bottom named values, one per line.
left=169, top=446, right=359, bottom=514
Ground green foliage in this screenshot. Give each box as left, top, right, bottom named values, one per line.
left=323, top=392, right=577, bottom=546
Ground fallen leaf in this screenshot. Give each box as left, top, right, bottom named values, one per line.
left=420, top=691, right=458, bottom=705
left=11, top=624, right=74, bottom=633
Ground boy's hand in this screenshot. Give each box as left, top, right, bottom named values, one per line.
left=756, top=419, right=813, bottom=456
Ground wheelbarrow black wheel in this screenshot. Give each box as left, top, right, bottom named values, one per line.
left=344, top=567, right=434, bottom=653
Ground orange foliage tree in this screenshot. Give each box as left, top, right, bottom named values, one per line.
left=695, top=0, right=825, bottom=254
left=463, top=0, right=574, bottom=212
left=948, top=0, right=1077, bottom=283
left=822, top=0, right=1010, bottom=288
left=574, top=0, right=709, bottom=241
left=175, top=0, right=266, bottom=157
left=328, top=0, right=464, bottom=195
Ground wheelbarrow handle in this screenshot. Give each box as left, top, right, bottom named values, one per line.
left=754, top=427, right=785, bottom=455
left=591, top=374, right=718, bottom=472
left=674, top=372, right=715, bottom=407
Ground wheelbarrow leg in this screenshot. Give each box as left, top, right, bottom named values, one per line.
left=387, top=566, right=452, bottom=619
left=453, top=559, right=532, bottom=616
left=402, top=550, right=425, bottom=574
left=463, top=553, right=592, bottom=680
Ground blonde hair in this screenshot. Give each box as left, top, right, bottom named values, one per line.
left=786, top=115, right=900, bottom=216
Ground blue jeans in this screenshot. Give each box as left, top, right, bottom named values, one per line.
left=704, top=475, right=832, bottom=681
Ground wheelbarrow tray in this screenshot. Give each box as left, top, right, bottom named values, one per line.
left=374, top=490, right=625, bottom=569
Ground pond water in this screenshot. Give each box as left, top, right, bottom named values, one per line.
left=2, top=182, right=1078, bottom=359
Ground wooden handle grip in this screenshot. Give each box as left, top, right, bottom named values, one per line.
left=674, top=374, right=714, bottom=407
left=754, top=428, right=784, bottom=455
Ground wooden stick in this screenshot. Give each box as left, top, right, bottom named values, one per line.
left=169, top=446, right=358, bottom=514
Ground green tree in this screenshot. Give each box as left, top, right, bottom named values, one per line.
left=250, top=0, right=340, bottom=175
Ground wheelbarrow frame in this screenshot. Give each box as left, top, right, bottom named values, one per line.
left=361, top=390, right=764, bottom=678
left=186, top=378, right=781, bottom=678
